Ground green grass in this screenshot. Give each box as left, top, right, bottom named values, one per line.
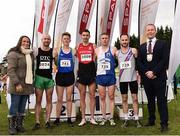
left=0, top=91, right=180, bottom=135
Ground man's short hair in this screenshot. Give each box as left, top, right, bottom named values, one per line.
left=81, top=29, right=90, bottom=35
left=62, top=32, right=71, bottom=38
left=120, top=33, right=129, bottom=39
left=100, top=32, right=109, bottom=37
left=146, top=24, right=156, bottom=31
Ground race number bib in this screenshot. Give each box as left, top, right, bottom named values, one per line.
left=99, top=62, right=110, bottom=70
left=39, top=62, right=50, bottom=69
left=60, top=60, right=71, bottom=67
left=81, top=54, right=92, bottom=62
left=120, top=61, right=131, bottom=69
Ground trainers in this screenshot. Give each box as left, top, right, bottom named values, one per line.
left=90, top=118, right=98, bottom=125
left=67, top=119, right=74, bottom=127
left=32, top=123, right=40, bottom=130
left=121, top=120, right=128, bottom=128
left=45, top=121, right=51, bottom=128
left=99, top=118, right=106, bottom=126
left=78, top=119, right=86, bottom=126
left=135, top=120, right=142, bottom=128
left=54, top=119, right=60, bottom=126
left=109, top=118, right=116, bottom=126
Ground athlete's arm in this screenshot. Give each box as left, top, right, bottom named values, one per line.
left=132, top=48, right=138, bottom=58
left=112, top=46, right=118, bottom=56
left=33, top=47, right=38, bottom=58
left=93, top=43, right=97, bottom=61
left=53, top=47, right=58, bottom=58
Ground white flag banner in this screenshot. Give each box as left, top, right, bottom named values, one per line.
left=168, top=0, right=180, bottom=84
left=34, top=0, right=56, bottom=47
left=76, top=0, right=96, bottom=45
left=119, top=0, right=133, bottom=35
left=97, top=0, right=119, bottom=46
left=139, top=0, right=160, bottom=44
left=54, top=0, right=74, bottom=48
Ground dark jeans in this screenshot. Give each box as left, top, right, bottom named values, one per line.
left=9, top=94, right=29, bottom=116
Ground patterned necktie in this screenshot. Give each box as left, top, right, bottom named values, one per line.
left=148, top=39, right=152, bottom=54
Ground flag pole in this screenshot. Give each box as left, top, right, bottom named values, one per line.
left=95, top=0, right=99, bottom=45
left=174, top=0, right=177, bottom=14
left=138, top=0, right=141, bottom=47
left=173, top=0, right=178, bottom=100
left=52, top=0, right=60, bottom=49
left=31, top=14, right=36, bottom=48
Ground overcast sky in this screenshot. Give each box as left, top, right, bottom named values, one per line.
left=0, top=0, right=175, bottom=61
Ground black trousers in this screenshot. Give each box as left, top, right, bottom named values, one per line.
left=143, top=78, right=168, bottom=126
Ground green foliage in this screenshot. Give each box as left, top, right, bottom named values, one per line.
left=114, top=37, right=120, bottom=50
left=130, top=34, right=139, bottom=49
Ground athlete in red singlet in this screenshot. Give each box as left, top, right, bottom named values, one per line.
left=75, top=29, right=97, bottom=126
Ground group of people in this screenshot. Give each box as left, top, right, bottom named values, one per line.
left=6, top=23, right=169, bottom=135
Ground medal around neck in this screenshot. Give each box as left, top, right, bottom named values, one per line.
left=147, top=53, right=153, bottom=62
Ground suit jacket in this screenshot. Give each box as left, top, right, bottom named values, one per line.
left=137, top=39, right=169, bottom=82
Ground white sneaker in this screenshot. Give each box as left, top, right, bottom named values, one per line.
left=78, top=119, right=86, bottom=126
left=109, top=118, right=116, bottom=126
left=99, top=118, right=106, bottom=126
left=90, top=118, right=98, bottom=125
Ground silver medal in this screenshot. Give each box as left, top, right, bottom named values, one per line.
left=147, top=54, right=153, bottom=62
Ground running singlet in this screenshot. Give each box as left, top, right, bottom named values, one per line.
left=36, top=48, right=53, bottom=79
left=96, top=47, right=115, bottom=76
left=118, top=47, right=137, bottom=82
left=77, top=43, right=94, bottom=64
left=57, top=48, right=74, bottom=73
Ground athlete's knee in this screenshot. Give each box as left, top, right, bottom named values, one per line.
left=133, top=98, right=138, bottom=104
left=122, top=98, right=128, bottom=104
left=89, top=92, right=95, bottom=99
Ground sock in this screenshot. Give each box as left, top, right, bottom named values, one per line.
left=67, top=117, right=71, bottom=122
left=56, top=118, right=60, bottom=121
left=134, top=114, right=139, bottom=120
left=124, top=113, right=128, bottom=120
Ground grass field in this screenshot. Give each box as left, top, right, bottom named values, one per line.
left=0, top=91, right=180, bottom=135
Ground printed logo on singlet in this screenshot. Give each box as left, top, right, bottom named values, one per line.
left=60, top=60, right=71, bottom=67
left=81, top=54, right=92, bottom=62
left=120, top=61, right=132, bottom=69
left=39, top=56, right=50, bottom=69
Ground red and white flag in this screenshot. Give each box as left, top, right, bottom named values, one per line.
left=34, top=0, right=56, bottom=47
left=97, top=0, right=119, bottom=46
left=139, top=0, right=160, bottom=44
left=76, top=0, right=96, bottom=45
left=119, top=0, right=133, bottom=35
left=168, top=0, right=180, bottom=84
left=54, top=0, right=74, bottom=48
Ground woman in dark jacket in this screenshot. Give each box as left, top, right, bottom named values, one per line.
left=7, top=36, right=34, bottom=135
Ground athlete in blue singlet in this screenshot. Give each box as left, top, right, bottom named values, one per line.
left=53, top=32, right=75, bottom=126
left=95, top=33, right=117, bottom=126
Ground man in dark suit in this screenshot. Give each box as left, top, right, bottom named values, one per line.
left=137, top=24, right=169, bottom=133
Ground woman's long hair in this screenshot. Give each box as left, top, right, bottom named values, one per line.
left=8, top=35, right=31, bottom=54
